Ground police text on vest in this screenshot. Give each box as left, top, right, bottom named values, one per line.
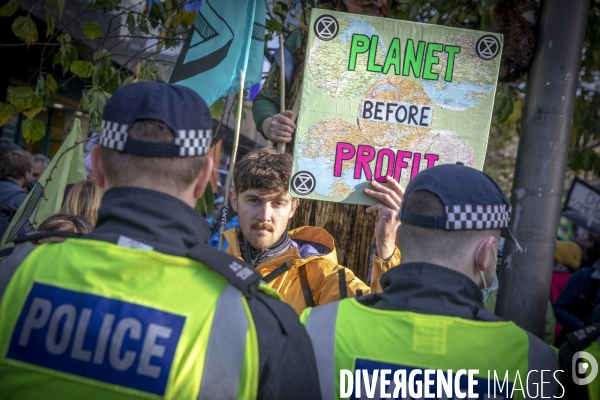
left=7, top=283, right=185, bottom=396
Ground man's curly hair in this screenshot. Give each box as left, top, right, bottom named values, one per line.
left=233, top=147, right=291, bottom=194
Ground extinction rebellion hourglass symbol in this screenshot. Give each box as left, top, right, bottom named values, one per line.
left=292, top=172, right=316, bottom=196
left=314, top=15, right=339, bottom=41
left=475, top=35, right=500, bottom=60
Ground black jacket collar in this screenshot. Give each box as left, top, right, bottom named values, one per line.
left=87, top=187, right=210, bottom=257
left=361, top=262, right=484, bottom=320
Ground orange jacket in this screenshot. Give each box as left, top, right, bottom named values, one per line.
left=224, top=226, right=401, bottom=314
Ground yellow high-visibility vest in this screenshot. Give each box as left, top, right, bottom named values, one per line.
left=302, top=298, right=558, bottom=400
left=0, top=238, right=259, bottom=399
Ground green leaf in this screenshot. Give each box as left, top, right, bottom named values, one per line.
left=45, top=74, right=57, bottom=93
left=126, top=14, right=135, bottom=33
left=138, top=15, right=149, bottom=34
left=209, top=97, right=225, bottom=119
left=156, top=28, right=167, bottom=53
left=0, top=0, right=20, bottom=17
left=52, top=52, right=61, bottom=68
left=83, top=21, right=102, bottom=39
left=196, top=181, right=215, bottom=216
left=10, top=86, right=35, bottom=112
left=22, top=95, right=43, bottom=119
left=50, top=0, right=64, bottom=19
left=0, top=103, right=15, bottom=126
left=497, top=98, right=514, bottom=123
left=21, top=118, right=45, bottom=143
left=12, top=15, right=38, bottom=47
left=45, top=6, right=54, bottom=37
left=70, top=60, right=93, bottom=78
left=91, top=63, right=102, bottom=86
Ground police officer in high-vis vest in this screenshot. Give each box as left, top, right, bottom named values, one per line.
left=302, top=163, right=559, bottom=400
left=558, top=322, right=600, bottom=399
left=0, top=81, right=321, bottom=399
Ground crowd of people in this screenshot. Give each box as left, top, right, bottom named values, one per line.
left=0, top=140, right=103, bottom=242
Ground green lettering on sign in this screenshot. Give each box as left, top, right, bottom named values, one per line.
left=348, top=34, right=369, bottom=71
left=367, top=35, right=383, bottom=73
left=444, top=45, right=460, bottom=82
left=383, top=38, right=401, bottom=75
left=402, top=39, right=425, bottom=78
left=422, top=43, right=443, bottom=80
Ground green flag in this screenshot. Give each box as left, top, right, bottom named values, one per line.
left=0, top=119, right=87, bottom=256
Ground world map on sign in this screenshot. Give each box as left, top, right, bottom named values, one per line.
left=421, top=33, right=498, bottom=111
left=308, top=17, right=386, bottom=98
left=291, top=10, right=502, bottom=205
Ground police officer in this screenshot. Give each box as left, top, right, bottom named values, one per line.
left=0, top=81, right=321, bottom=399
left=302, top=163, right=559, bottom=399
left=559, top=321, right=600, bottom=399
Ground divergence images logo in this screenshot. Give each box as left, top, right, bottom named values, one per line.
left=573, top=351, right=598, bottom=385
left=292, top=171, right=316, bottom=196
left=476, top=35, right=500, bottom=60
left=314, top=15, right=339, bottom=41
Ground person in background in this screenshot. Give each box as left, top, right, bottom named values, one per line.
left=552, top=240, right=582, bottom=336
left=35, top=213, right=94, bottom=243
left=26, top=153, right=50, bottom=191
left=31, top=154, right=50, bottom=181
left=60, top=178, right=103, bottom=225
left=554, top=257, right=600, bottom=346
left=83, top=131, right=99, bottom=178
left=0, top=150, right=32, bottom=238
left=0, top=139, right=20, bottom=172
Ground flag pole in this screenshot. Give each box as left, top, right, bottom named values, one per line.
left=218, top=70, right=246, bottom=251
left=276, top=34, right=286, bottom=154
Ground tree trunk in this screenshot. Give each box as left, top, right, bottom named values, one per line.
left=290, top=199, right=376, bottom=282
left=496, top=0, right=589, bottom=338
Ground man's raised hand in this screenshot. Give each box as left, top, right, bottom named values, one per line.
left=365, top=176, right=404, bottom=261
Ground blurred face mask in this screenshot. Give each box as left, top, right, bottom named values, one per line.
left=475, top=240, right=499, bottom=301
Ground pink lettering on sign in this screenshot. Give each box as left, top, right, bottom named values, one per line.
left=354, top=145, right=376, bottom=180
left=425, top=153, right=439, bottom=168
left=411, top=153, right=421, bottom=180
left=393, top=151, right=412, bottom=182
left=374, top=148, right=395, bottom=183
left=331, top=143, right=444, bottom=185
left=334, top=142, right=356, bottom=177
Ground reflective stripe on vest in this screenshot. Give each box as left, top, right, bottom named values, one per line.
left=585, top=338, right=600, bottom=400
left=0, top=240, right=258, bottom=399
left=198, top=284, right=249, bottom=400
left=305, top=299, right=558, bottom=400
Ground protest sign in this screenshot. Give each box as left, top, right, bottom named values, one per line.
left=562, top=178, right=600, bottom=235
left=290, top=9, right=503, bottom=205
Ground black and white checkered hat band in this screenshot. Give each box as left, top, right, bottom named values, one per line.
left=99, top=120, right=128, bottom=151
left=99, top=120, right=212, bottom=156
left=175, top=129, right=212, bottom=156
left=446, top=204, right=511, bottom=230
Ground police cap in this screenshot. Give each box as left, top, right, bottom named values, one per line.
left=99, top=81, right=212, bottom=157
left=400, top=163, right=522, bottom=250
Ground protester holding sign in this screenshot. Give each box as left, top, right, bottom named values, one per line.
left=222, top=147, right=402, bottom=314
